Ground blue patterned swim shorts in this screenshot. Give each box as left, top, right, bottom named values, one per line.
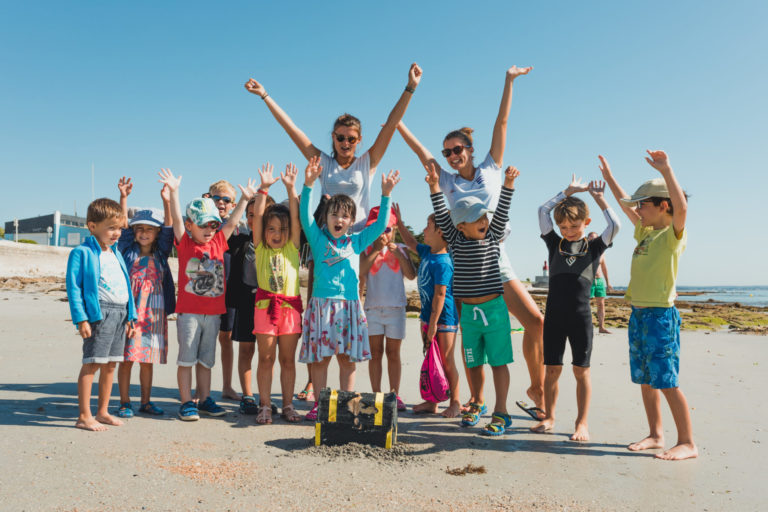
left=628, top=306, right=681, bottom=389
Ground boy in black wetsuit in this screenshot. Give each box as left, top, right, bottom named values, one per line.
left=532, top=176, right=620, bottom=441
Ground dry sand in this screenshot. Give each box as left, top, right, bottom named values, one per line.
left=0, top=240, right=766, bottom=511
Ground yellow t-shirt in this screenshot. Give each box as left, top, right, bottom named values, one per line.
left=254, top=240, right=300, bottom=310
left=625, top=222, right=686, bottom=308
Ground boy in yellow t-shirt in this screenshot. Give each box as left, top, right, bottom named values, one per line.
left=599, top=150, right=697, bottom=461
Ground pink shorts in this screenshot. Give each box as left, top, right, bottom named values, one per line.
left=252, top=306, right=302, bottom=336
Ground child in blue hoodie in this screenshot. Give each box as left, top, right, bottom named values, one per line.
left=66, top=198, right=137, bottom=431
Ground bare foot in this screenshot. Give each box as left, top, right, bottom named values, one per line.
left=95, top=414, right=124, bottom=427
left=221, top=388, right=240, bottom=401
left=656, top=443, right=698, bottom=461
left=628, top=435, right=665, bottom=451
left=531, top=419, right=554, bottom=433
left=441, top=402, right=461, bottom=418
left=599, top=328, right=611, bottom=334
left=413, top=401, right=438, bottom=414
left=570, top=422, right=590, bottom=441
left=526, top=387, right=546, bottom=419
left=75, top=417, right=108, bottom=431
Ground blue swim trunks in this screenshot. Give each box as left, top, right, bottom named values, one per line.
left=628, top=306, right=681, bottom=389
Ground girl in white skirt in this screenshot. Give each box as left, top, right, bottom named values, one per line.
left=298, top=156, right=400, bottom=420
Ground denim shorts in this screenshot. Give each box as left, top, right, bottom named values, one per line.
left=82, top=301, right=128, bottom=364
left=628, top=306, right=681, bottom=389
left=177, top=313, right=221, bottom=368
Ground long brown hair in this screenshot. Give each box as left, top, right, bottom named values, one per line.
left=331, top=113, right=362, bottom=159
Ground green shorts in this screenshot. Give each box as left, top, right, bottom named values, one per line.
left=459, top=295, right=513, bottom=368
left=590, top=277, right=606, bottom=298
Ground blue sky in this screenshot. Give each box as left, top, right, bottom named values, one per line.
left=1, top=1, right=766, bottom=285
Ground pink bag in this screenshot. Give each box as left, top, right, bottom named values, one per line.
left=419, top=326, right=450, bottom=403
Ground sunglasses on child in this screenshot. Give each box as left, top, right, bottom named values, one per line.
left=334, top=133, right=358, bottom=144
left=558, top=237, right=588, bottom=257
left=441, top=145, right=471, bottom=158
left=198, top=220, right=221, bottom=230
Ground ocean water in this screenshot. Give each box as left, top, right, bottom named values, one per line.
left=677, top=286, right=768, bottom=307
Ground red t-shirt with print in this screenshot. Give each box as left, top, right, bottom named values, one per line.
left=175, top=231, right=228, bottom=315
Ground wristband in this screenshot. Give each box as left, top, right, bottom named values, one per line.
left=261, top=92, right=269, bottom=100
left=405, top=85, right=415, bottom=94
left=257, top=189, right=268, bottom=196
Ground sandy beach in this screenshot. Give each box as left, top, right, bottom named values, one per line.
left=0, top=241, right=766, bottom=511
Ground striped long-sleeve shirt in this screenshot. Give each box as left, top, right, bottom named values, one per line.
left=430, top=186, right=514, bottom=299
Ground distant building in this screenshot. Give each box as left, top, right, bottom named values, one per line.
left=3, top=212, right=89, bottom=247
left=533, top=260, right=549, bottom=288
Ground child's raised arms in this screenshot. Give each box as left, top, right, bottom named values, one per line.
left=393, top=203, right=418, bottom=253
left=303, top=155, right=323, bottom=188
left=503, top=165, right=520, bottom=189
left=587, top=180, right=610, bottom=211
left=564, top=173, right=589, bottom=197
left=118, top=176, right=133, bottom=228
left=645, top=149, right=687, bottom=235
left=280, top=162, right=301, bottom=248
left=157, top=168, right=185, bottom=241
left=222, top=178, right=258, bottom=240
left=160, top=184, right=173, bottom=226
left=381, top=169, right=401, bottom=197
left=252, top=163, right=276, bottom=246
left=598, top=155, right=640, bottom=226
left=424, top=161, right=441, bottom=194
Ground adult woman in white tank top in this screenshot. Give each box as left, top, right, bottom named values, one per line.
left=396, top=65, right=546, bottom=419
left=245, top=63, right=422, bottom=233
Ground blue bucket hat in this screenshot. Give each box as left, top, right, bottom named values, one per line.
left=450, top=196, right=493, bottom=226
left=129, top=208, right=164, bottom=227
left=186, top=197, right=221, bottom=226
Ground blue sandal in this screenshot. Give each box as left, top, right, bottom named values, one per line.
left=239, top=395, right=259, bottom=415
left=460, top=402, right=485, bottom=427
left=139, top=401, right=164, bottom=415
left=117, top=402, right=134, bottom=418
left=480, top=412, right=512, bottom=436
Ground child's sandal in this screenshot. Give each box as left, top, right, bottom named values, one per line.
left=138, top=401, right=164, bottom=415
left=281, top=404, right=302, bottom=423
left=460, top=402, right=484, bottom=427
left=480, top=412, right=512, bottom=437
left=256, top=405, right=272, bottom=425
left=117, top=402, right=134, bottom=418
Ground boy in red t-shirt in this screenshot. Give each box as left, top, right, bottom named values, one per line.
left=159, top=168, right=257, bottom=421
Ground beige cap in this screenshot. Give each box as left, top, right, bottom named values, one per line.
left=619, top=178, right=669, bottom=204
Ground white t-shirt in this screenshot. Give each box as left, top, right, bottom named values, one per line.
left=98, top=250, right=130, bottom=304
left=363, top=243, right=408, bottom=308
left=319, top=150, right=372, bottom=233
left=438, top=152, right=502, bottom=210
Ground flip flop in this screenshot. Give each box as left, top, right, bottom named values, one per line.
left=516, top=400, right=545, bottom=421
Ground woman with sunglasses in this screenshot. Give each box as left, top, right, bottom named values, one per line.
left=396, top=65, right=547, bottom=419
left=244, top=63, right=422, bottom=233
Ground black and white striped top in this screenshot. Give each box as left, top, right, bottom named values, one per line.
left=430, top=186, right=513, bottom=299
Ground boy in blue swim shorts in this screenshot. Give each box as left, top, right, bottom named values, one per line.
left=600, top=150, right=697, bottom=461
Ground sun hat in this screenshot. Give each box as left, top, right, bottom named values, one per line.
left=129, top=208, right=164, bottom=227
left=450, top=196, right=492, bottom=226
left=619, top=178, right=670, bottom=204
left=365, top=206, right=397, bottom=228
left=186, top=197, right=221, bottom=225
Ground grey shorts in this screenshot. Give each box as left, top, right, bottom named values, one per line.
left=82, top=301, right=128, bottom=364
left=177, top=313, right=221, bottom=368
left=498, top=250, right=518, bottom=283
left=365, top=306, right=407, bottom=339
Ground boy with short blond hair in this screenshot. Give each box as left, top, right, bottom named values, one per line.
left=599, top=150, right=697, bottom=461
left=66, top=198, right=137, bottom=431
left=159, top=169, right=257, bottom=421
left=533, top=176, right=619, bottom=441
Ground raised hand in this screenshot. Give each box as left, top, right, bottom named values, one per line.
left=160, top=184, right=171, bottom=203
left=645, top=150, right=671, bottom=174
left=424, top=161, right=440, bottom=191
left=157, top=168, right=181, bottom=191
left=281, top=162, right=298, bottom=190
left=504, top=165, right=520, bottom=188
left=257, top=163, right=278, bottom=190
left=118, top=176, right=133, bottom=198
left=381, top=169, right=401, bottom=196
left=244, top=78, right=266, bottom=98
left=506, top=65, right=533, bottom=80
left=408, top=63, right=423, bottom=89
left=238, top=178, right=258, bottom=201
left=588, top=180, right=606, bottom=199
left=393, top=203, right=404, bottom=225
left=598, top=155, right=613, bottom=179
left=304, top=155, right=323, bottom=187
left=565, top=173, right=589, bottom=196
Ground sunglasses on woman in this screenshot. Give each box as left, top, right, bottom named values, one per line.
left=441, top=145, right=471, bottom=158
left=334, top=133, right=358, bottom=144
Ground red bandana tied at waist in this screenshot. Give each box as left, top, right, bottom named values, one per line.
left=254, top=288, right=304, bottom=325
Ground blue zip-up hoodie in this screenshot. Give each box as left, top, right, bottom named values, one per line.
left=117, top=226, right=176, bottom=315
left=66, top=235, right=137, bottom=326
